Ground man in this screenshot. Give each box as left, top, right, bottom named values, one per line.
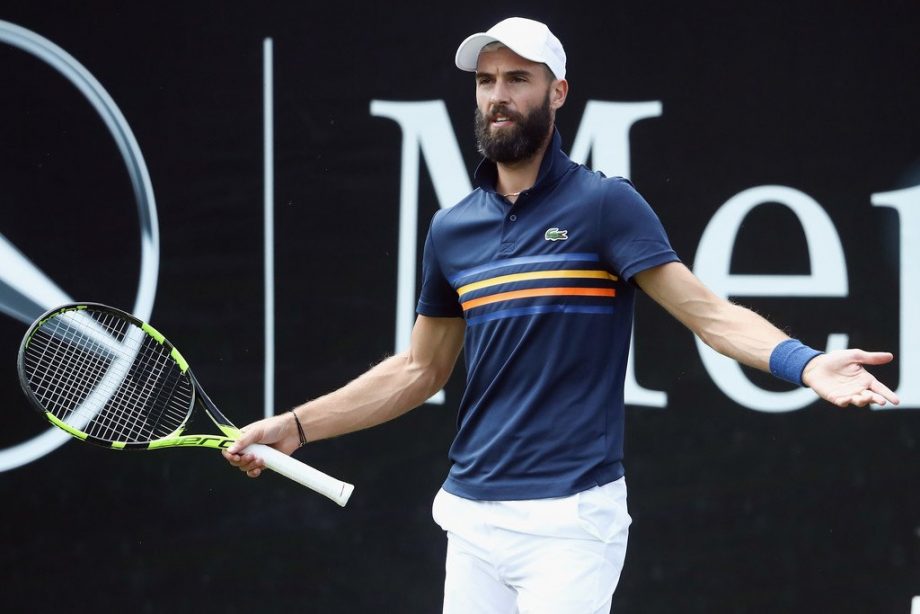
left=225, top=17, right=898, bottom=613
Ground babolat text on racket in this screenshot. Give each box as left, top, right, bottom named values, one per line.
left=17, top=303, right=354, bottom=506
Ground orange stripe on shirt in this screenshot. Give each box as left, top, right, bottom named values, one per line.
left=456, top=269, right=618, bottom=297
left=461, top=287, right=616, bottom=311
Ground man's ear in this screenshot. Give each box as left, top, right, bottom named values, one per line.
left=550, top=78, right=569, bottom=110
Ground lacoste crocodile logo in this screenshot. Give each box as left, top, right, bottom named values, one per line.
left=544, top=227, right=568, bottom=241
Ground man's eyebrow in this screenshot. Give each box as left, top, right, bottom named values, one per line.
left=475, top=68, right=535, bottom=79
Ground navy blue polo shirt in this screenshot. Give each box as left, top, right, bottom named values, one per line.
left=417, top=129, right=679, bottom=500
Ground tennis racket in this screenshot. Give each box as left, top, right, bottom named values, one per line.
left=17, top=302, right=354, bottom=506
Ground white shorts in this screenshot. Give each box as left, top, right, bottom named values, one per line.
left=432, top=478, right=631, bottom=614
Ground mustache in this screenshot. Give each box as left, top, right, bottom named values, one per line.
left=484, top=105, right=524, bottom=123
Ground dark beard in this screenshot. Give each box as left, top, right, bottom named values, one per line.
left=474, top=94, right=553, bottom=164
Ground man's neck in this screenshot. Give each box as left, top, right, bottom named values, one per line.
left=494, top=131, right=553, bottom=200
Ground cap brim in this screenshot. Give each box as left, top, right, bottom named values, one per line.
left=455, top=33, right=499, bottom=72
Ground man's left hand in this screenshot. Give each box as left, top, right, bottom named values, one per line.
left=802, top=350, right=900, bottom=407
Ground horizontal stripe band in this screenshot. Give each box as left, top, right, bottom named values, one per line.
left=450, top=253, right=601, bottom=285
left=461, top=287, right=616, bottom=311
left=466, top=304, right=616, bottom=326
left=457, top=269, right=618, bottom=297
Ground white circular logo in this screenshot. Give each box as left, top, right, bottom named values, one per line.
left=0, top=20, right=159, bottom=471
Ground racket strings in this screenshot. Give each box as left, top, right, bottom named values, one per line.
left=82, top=312, right=169, bottom=441
left=25, top=311, right=131, bottom=434
left=93, top=333, right=189, bottom=441
left=22, top=308, right=194, bottom=444
left=25, top=321, right=114, bottom=421
left=82, top=312, right=192, bottom=442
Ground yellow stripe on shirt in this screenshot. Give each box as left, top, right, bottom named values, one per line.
left=457, top=269, right=618, bottom=298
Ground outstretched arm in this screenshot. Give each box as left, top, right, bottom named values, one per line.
left=223, top=315, right=465, bottom=476
left=635, top=262, right=899, bottom=408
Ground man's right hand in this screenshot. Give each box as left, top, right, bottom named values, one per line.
left=222, top=413, right=297, bottom=478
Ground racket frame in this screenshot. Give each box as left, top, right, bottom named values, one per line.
left=18, top=302, right=354, bottom=506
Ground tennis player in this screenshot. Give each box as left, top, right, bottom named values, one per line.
left=225, top=17, right=899, bottom=613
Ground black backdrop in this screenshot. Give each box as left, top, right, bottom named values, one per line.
left=1, top=2, right=919, bottom=612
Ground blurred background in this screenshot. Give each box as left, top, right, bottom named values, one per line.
left=1, top=2, right=918, bottom=612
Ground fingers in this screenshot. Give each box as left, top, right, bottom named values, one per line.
left=849, top=350, right=894, bottom=366
left=848, top=351, right=899, bottom=405
left=829, top=379, right=900, bottom=408
left=222, top=424, right=267, bottom=479
left=226, top=426, right=262, bottom=455
left=869, top=378, right=900, bottom=406
left=221, top=449, right=266, bottom=478
left=840, top=388, right=884, bottom=408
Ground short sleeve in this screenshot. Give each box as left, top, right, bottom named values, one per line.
left=598, top=178, right=680, bottom=281
left=416, top=217, right=463, bottom=318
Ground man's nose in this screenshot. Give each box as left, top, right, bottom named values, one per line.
left=489, top=80, right=510, bottom=105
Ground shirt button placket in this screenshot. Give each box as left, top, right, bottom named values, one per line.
left=499, top=206, right=517, bottom=254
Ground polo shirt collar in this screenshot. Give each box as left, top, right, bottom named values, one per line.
left=473, top=127, right=570, bottom=195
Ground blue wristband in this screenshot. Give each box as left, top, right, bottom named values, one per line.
left=769, top=339, right=822, bottom=386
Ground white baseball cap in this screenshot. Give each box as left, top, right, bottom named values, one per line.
left=455, top=17, right=567, bottom=80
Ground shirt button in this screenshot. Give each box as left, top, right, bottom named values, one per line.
left=509, top=214, right=517, bottom=221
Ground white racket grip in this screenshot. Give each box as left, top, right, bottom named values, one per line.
left=244, top=443, right=354, bottom=506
